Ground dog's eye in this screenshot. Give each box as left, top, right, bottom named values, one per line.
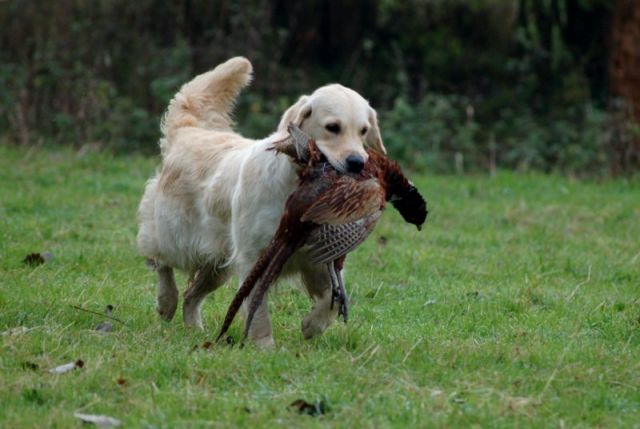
left=325, top=123, right=341, bottom=134
left=360, top=127, right=368, bottom=136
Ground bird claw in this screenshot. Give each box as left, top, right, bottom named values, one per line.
left=328, top=263, right=348, bottom=323
left=331, top=283, right=348, bottom=323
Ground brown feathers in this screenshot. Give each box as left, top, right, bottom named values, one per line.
left=216, top=125, right=428, bottom=342
left=301, top=177, right=384, bottom=225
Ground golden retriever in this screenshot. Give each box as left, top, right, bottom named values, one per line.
left=137, top=57, right=385, bottom=346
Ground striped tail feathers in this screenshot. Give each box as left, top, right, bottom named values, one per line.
left=216, top=237, right=277, bottom=342
left=216, top=239, right=296, bottom=342
left=243, top=244, right=297, bottom=339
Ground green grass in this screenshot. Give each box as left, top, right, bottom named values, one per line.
left=1, top=145, right=639, bottom=428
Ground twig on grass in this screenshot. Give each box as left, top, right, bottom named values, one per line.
left=402, top=337, right=424, bottom=364
left=69, top=305, right=128, bottom=327
left=566, top=264, right=591, bottom=302
left=538, top=345, right=570, bottom=401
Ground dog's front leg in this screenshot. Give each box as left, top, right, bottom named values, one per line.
left=300, top=262, right=340, bottom=339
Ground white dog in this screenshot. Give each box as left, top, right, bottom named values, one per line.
left=137, top=57, right=386, bottom=346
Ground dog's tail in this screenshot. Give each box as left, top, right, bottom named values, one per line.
left=160, top=57, right=253, bottom=153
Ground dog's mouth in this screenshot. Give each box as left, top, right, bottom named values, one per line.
left=283, top=124, right=361, bottom=174
left=322, top=153, right=347, bottom=173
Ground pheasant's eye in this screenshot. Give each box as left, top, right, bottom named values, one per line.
left=360, top=127, right=368, bottom=136
left=325, top=123, right=341, bottom=134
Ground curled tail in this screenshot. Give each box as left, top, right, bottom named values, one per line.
left=160, top=57, right=253, bottom=154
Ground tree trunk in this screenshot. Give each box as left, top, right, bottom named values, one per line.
left=609, top=0, right=640, bottom=173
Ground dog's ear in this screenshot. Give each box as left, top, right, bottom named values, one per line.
left=278, top=96, right=312, bottom=132
left=366, top=107, right=386, bottom=154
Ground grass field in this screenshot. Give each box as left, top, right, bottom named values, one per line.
left=1, top=145, right=639, bottom=428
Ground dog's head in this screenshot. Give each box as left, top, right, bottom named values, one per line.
left=277, top=84, right=386, bottom=173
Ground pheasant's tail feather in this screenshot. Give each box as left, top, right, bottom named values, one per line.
left=216, top=238, right=282, bottom=342
left=244, top=244, right=297, bottom=338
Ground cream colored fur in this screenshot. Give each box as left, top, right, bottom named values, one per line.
left=137, top=57, right=385, bottom=346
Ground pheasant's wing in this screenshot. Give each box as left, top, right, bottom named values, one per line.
left=301, top=177, right=384, bottom=225
left=306, top=211, right=382, bottom=264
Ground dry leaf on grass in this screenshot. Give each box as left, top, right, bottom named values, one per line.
left=22, top=252, right=53, bottom=267
left=21, top=361, right=39, bottom=371
left=289, top=399, right=328, bottom=416
left=2, top=326, right=31, bottom=336
left=22, top=251, right=53, bottom=266
left=74, top=412, right=121, bottom=428
left=49, top=359, right=84, bottom=374
left=506, top=396, right=539, bottom=413
left=95, top=322, right=113, bottom=333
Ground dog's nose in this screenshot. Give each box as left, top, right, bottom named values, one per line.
left=346, top=155, right=365, bottom=173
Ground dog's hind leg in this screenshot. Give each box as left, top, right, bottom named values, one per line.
left=156, top=265, right=178, bottom=321
left=184, top=264, right=230, bottom=329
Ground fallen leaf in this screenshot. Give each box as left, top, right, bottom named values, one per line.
left=2, top=326, right=31, bottom=336
left=49, top=359, right=84, bottom=374
left=289, top=399, right=328, bottom=416
left=74, top=412, right=121, bottom=427
left=507, top=396, right=539, bottom=412
left=23, top=253, right=45, bottom=266
left=21, top=361, right=39, bottom=371
left=95, top=322, right=113, bottom=333
left=430, top=389, right=443, bottom=398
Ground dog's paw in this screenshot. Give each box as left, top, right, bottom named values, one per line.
left=301, top=315, right=329, bottom=339
left=251, top=335, right=276, bottom=349
left=183, top=300, right=204, bottom=329
left=156, top=294, right=178, bottom=321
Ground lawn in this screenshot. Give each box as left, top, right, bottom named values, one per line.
left=1, top=145, right=639, bottom=428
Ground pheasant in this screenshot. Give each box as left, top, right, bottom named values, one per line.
left=216, top=125, right=427, bottom=341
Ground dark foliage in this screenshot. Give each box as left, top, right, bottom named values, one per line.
left=0, top=0, right=637, bottom=175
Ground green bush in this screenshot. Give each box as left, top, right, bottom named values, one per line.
left=0, top=0, right=635, bottom=175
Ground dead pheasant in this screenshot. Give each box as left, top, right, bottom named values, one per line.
left=216, top=125, right=427, bottom=341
